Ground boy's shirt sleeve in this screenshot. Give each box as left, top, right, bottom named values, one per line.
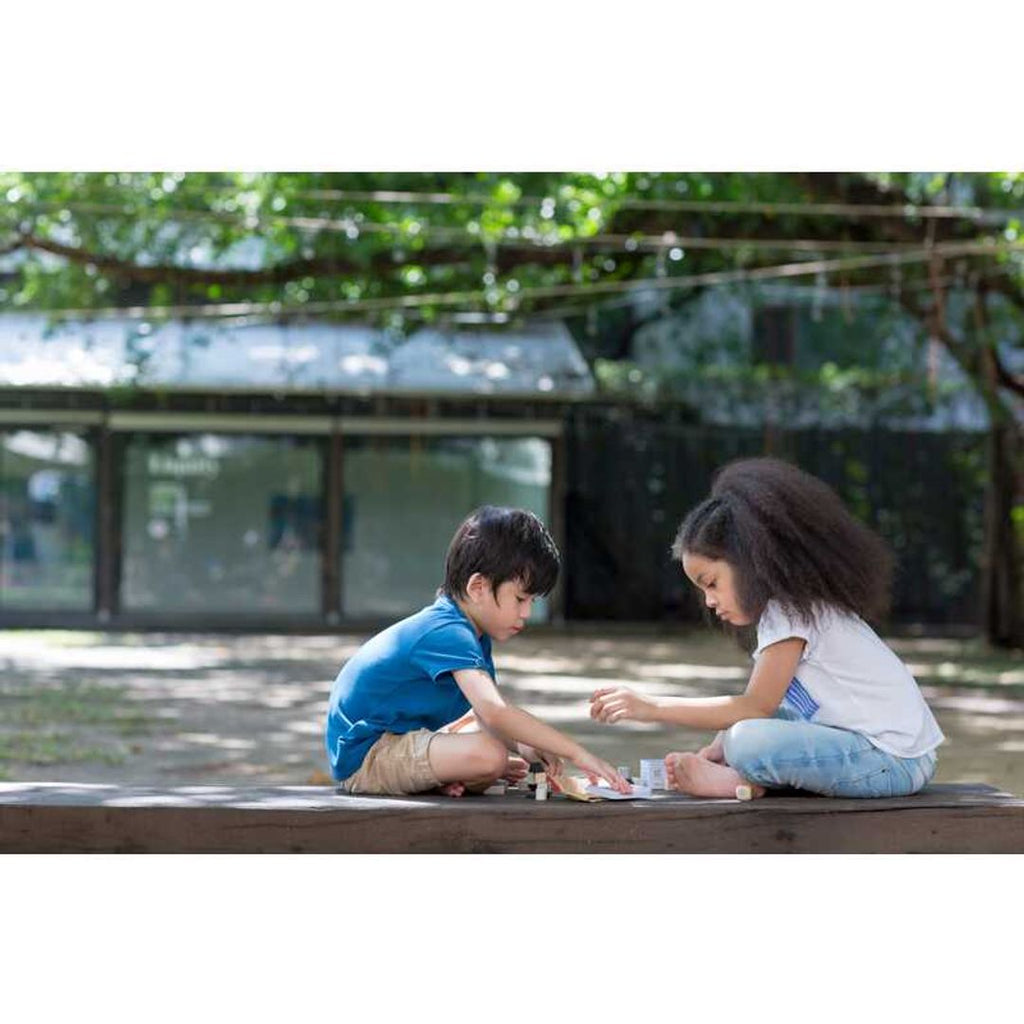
left=409, top=621, right=493, bottom=684
left=754, top=600, right=815, bottom=658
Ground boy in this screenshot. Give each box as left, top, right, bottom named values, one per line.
left=325, top=505, right=630, bottom=796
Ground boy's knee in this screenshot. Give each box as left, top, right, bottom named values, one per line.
left=470, top=735, right=508, bottom=779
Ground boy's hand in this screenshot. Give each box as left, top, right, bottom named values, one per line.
left=502, top=755, right=530, bottom=783
left=517, top=744, right=562, bottom=779
left=517, top=742, right=539, bottom=763
left=538, top=750, right=563, bottom=778
left=589, top=685, right=657, bottom=725
left=570, top=748, right=631, bottom=795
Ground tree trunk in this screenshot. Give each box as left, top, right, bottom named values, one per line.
left=983, top=419, right=1024, bottom=647
left=975, top=284, right=1024, bottom=648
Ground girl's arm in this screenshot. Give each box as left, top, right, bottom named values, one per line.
left=590, top=637, right=806, bottom=731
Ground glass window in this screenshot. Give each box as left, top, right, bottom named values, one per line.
left=0, top=430, right=95, bottom=610
left=341, top=435, right=552, bottom=620
left=120, top=433, right=322, bottom=614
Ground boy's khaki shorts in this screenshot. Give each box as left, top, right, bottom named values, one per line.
left=341, top=729, right=441, bottom=795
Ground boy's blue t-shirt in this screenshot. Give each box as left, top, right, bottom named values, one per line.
left=325, top=594, right=496, bottom=781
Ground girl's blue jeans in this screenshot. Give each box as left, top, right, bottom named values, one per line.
left=722, top=704, right=938, bottom=798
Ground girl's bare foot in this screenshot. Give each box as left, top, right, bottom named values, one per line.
left=438, top=781, right=466, bottom=798
left=664, top=752, right=765, bottom=800
left=696, top=730, right=726, bottom=763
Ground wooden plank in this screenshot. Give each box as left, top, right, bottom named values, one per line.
left=1, top=783, right=1022, bottom=854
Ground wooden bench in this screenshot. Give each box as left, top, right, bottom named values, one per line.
left=2, top=781, right=1022, bottom=853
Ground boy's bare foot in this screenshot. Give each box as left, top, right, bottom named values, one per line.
left=437, top=781, right=466, bottom=798
left=664, top=752, right=765, bottom=800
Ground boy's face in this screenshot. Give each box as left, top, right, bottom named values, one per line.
left=681, top=553, right=752, bottom=626
left=462, top=574, right=535, bottom=640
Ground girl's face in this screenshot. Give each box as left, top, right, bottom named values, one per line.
left=680, top=552, right=753, bottom=626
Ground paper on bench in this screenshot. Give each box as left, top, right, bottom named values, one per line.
left=584, top=782, right=655, bottom=800
left=548, top=771, right=656, bottom=801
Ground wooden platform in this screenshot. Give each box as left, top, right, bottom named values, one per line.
left=2, top=781, right=1022, bottom=853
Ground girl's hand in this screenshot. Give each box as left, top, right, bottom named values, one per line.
left=589, top=686, right=658, bottom=725
left=570, top=748, right=631, bottom=795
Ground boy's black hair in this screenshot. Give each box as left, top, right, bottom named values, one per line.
left=442, top=505, right=560, bottom=600
left=671, top=457, right=893, bottom=632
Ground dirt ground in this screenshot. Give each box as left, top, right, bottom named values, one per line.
left=1, top=627, right=1022, bottom=795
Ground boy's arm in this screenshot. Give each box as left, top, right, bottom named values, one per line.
left=453, top=668, right=589, bottom=761
left=441, top=710, right=530, bottom=757
left=590, top=637, right=806, bottom=730
left=452, top=668, right=630, bottom=792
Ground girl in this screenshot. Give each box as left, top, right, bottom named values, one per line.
left=590, top=457, right=944, bottom=799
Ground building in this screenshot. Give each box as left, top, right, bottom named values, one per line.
left=0, top=315, right=594, bottom=629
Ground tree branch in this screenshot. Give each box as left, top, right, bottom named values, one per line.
left=984, top=274, right=1024, bottom=319
left=12, top=231, right=583, bottom=287
left=899, top=291, right=971, bottom=366
left=902, top=287, right=1024, bottom=409
left=992, top=349, right=1024, bottom=399
left=792, top=173, right=983, bottom=245
left=0, top=235, right=25, bottom=258
left=984, top=286, right=1024, bottom=398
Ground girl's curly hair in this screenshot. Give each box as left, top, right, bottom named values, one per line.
left=671, top=457, right=893, bottom=630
